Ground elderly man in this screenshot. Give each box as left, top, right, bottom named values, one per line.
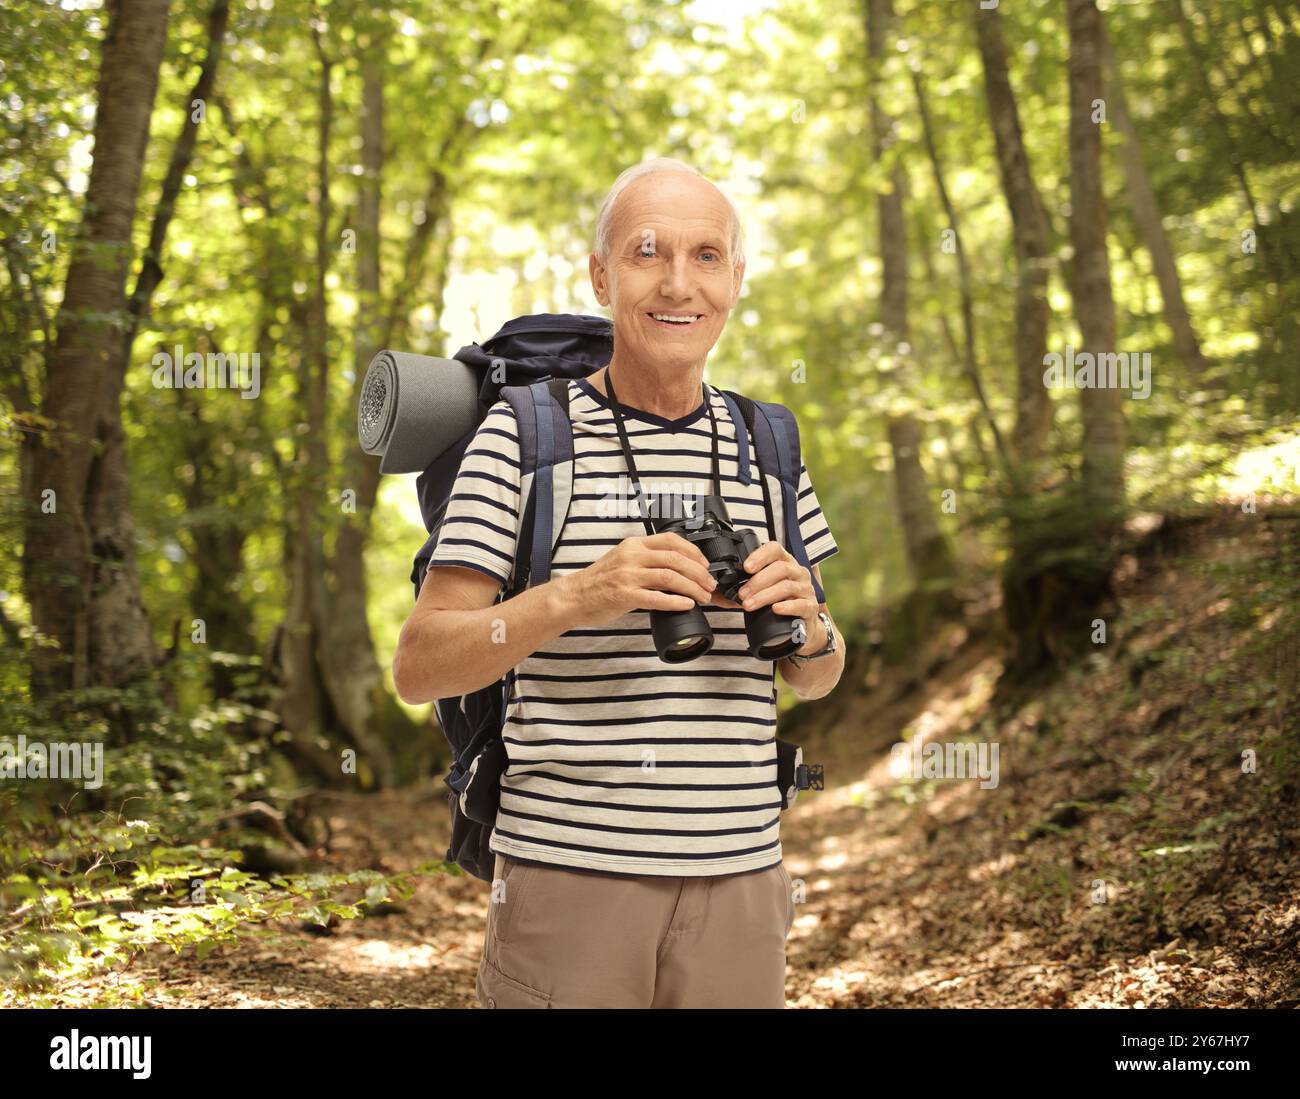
left=392, top=158, right=845, bottom=1008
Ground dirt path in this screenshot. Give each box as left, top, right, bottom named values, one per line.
left=101, top=514, right=1297, bottom=1008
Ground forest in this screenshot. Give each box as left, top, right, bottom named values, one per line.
left=1, top=0, right=1297, bottom=1009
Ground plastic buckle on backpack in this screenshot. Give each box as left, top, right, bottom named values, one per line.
left=795, top=763, right=824, bottom=791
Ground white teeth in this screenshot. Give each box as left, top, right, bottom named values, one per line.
left=651, top=313, right=701, bottom=324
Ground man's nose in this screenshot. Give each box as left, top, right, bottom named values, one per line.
left=659, top=256, right=696, bottom=300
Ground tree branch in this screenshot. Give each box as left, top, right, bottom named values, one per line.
left=122, top=0, right=232, bottom=360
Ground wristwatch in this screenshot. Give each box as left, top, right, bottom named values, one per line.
left=787, top=611, right=837, bottom=665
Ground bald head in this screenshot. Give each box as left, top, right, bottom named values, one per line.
left=595, top=158, right=744, bottom=267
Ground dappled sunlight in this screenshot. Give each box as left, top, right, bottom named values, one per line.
left=3, top=0, right=1297, bottom=1020
left=779, top=516, right=1299, bottom=1007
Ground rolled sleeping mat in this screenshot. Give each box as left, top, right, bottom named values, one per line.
left=357, top=349, right=482, bottom=474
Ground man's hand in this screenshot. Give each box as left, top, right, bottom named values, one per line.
left=733, top=539, right=822, bottom=656
left=557, top=531, right=722, bottom=629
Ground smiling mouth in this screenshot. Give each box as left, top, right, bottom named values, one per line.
left=645, top=312, right=704, bottom=329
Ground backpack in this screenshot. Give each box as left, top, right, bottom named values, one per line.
left=399, top=313, right=826, bottom=882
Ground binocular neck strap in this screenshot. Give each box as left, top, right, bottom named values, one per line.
left=605, top=369, right=721, bottom=533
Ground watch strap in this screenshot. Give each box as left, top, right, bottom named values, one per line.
left=788, top=612, right=835, bottom=664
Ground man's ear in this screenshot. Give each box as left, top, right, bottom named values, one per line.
left=589, top=251, right=610, bottom=307
left=731, top=256, right=746, bottom=307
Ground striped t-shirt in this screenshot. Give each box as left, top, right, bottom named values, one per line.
left=428, top=376, right=838, bottom=878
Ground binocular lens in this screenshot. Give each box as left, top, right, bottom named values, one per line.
left=650, top=603, right=803, bottom=663
left=651, top=606, right=714, bottom=663
left=745, top=605, right=803, bottom=661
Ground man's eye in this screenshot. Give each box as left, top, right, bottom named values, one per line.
left=700, top=251, right=718, bottom=262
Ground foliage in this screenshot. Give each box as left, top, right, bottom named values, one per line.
left=0, top=638, right=453, bottom=1003
left=1, top=0, right=1297, bottom=1002
left=0, top=791, right=450, bottom=1003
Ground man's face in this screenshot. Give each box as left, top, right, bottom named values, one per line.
left=589, top=172, right=745, bottom=373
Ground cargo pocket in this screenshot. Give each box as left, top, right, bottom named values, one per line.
left=776, top=861, right=796, bottom=938
left=491, top=857, right=538, bottom=946
left=477, top=957, right=552, bottom=1009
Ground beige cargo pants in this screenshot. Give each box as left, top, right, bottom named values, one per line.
left=476, top=851, right=795, bottom=1008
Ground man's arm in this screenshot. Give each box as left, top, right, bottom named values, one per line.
left=392, top=532, right=718, bottom=704
left=775, top=564, right=845, bottom=701
left=392, top=565, right=584, bottom=704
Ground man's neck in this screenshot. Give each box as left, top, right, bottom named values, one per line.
left=593, top=354, right=706, bottom=420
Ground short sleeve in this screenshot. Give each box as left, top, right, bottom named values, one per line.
left=427, top=400, right=522, bottom=585
left=795, top=461, right=838, bottom=568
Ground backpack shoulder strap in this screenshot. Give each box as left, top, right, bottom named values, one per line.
left=537, top=377, right=575, bottom=577
left=714, top=387, right=752, bottom=485
left=499, top=378, right=575, bottom=593
left=721, top=390, right=825, bottom=604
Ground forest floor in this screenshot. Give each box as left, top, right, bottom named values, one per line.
left=70, top=509, right=1300, bottom=1008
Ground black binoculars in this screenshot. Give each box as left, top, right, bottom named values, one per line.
left=650, top=494, right=807, bottom=663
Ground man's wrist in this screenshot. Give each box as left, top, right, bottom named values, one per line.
left=542, top=573, right=590, bottom=632
left=788, top=611, right=834, bottom=661
left=793, top=619, right=826, bottom=658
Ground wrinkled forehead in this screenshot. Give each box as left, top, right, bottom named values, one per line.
left=609, top=175, right=737, bottom=253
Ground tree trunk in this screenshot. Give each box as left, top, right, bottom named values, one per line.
left=320, top=73, right=473, bottom=784
left=23, top=0, right=171, bottom=698
left=86, top=0, right=232, bottom=699
left=275, top=30, right=338, bottom=782
left=4, top=244, right=45, bottom=688
left=994, top=0, right=1133, bottom=687
left=973, top=3, right=1054, bottom=468
left=1066, top=0, right=1126, bottom=528
left=1098, top=13, right=1212, bottom=382
left=974, top=0, right=1073, bottom=681
left=123, top=0, right=230, bottom=354
left=910, top=207, right=994, bottom=480
left=865, top=0, right=955, bottom=594
left=910, top=66, right=1009, bottom=475
left=224, top=44, right=453, bottom=786
left=887, top=415, right=955, bottom=585
left=175, top=376, right=256, bottom=699
left=316, top=58, right=416, bottom=786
